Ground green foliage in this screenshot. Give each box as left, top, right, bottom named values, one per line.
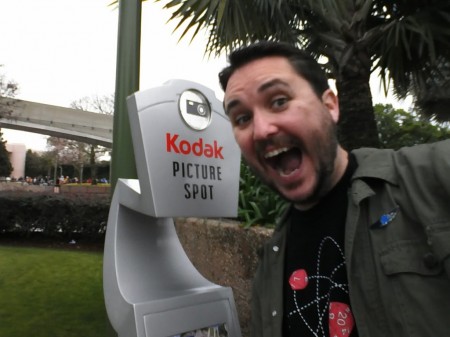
left=0, top=194, right=109, bottom=239
left=0, top=130, right=12, bottom=177
left=413, top=56, right=450, bottom=122
left=0, top=246, right=108, bottom=337
left=374, top=104, right=450, bottom=149
left=238, top=161, right=288, bottom=228
left=25, top=149, right=53, bottom=178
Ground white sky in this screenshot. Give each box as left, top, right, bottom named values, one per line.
left=0, top=0, right=411, bottom=151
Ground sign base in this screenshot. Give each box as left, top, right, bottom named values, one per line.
left=103, top=179, right=242, bottom=337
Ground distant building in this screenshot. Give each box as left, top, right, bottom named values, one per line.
left=6, top=143, right=26, bottom=179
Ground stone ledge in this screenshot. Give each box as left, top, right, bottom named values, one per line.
left=174, top=217, right=273, bottom=337
left=60, top=185, right=110, bottom=195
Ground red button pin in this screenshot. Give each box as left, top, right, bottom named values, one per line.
left=289, top=269, right=308, bottom=290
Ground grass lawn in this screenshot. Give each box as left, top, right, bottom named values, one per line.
left=0, top=245, right=112, bottom=337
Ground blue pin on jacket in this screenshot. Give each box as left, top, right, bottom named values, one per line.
left=371, top=205, right=400, bottom=229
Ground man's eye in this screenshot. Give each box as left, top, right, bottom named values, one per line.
left=233, top=113, right=251, bottom=126
left=272, top=97, right=288, bottom=108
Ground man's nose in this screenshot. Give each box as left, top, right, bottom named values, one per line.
left=252, top=110, right=278, bottom=141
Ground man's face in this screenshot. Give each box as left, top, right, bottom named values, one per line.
left=224, top=56, right=345, bottom=209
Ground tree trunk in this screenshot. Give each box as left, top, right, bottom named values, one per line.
left=89, top=145, right=97, bottom=184
left=335, top=51, right=380, bottom=151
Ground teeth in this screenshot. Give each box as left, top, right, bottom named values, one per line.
left=278, top=168, right=296, bottom=176
left=265, top=147, right=290, bottom=159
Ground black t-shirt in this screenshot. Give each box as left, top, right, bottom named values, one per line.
left=283, top=156, right=358, bottom=337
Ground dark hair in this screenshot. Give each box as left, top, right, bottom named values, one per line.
left=219, top=41, right=329, bottom=98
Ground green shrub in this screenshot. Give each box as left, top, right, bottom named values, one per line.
left=0, top=193, right=109, bottom=239
left=238, top=162, right=288, bottom=228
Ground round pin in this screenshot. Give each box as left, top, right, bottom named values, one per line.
left=289, top=269, right=308, bottom=290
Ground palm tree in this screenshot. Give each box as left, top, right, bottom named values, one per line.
left=153, top=0, right=450, bottom=150
left=411, top=56, right=450, bottom=123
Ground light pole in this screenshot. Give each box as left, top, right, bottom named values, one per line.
left=110, top=0, right=142, bottom=191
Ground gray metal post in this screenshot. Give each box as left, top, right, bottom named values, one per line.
left=111, top=0, right=142, bottom=190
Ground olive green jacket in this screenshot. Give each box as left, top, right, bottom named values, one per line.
left=251, top=140, right=450, bottom=337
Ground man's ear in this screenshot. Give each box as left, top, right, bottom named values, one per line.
left=322, top=89, right=339, bottom=123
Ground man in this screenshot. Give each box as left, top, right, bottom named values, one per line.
left=219, top=41, right=450, bottom=337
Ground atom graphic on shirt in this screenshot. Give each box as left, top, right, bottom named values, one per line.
left=287, top=236, right=355, bottom=337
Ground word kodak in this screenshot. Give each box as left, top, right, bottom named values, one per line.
left=166, top=133, right=224, bottom=159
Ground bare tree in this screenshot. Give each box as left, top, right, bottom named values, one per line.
left=0, top=68, right=18, bottom=177
left=0, top=67, right=19, bottom=119
left=70, top=93, right=114, bottom=116
left=46, top=137, right=80, bottom=182
left=70, top=94, right=113, bottom=183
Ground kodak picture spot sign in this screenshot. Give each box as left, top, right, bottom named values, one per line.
left=124, top=79, right=241, bottom=218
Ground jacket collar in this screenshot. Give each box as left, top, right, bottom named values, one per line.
left=351, top=148, right=399, bottom=186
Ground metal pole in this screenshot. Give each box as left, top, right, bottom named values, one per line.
left=110, top=0, right=142, bottom=191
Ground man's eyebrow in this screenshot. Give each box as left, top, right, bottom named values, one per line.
left=258, top=78, right=290, bottom=93
left=224, top=99, right=240, bottom=116
left=224, top=79, right=289, bottom=115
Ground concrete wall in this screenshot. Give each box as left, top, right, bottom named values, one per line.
left=174, top=217, right=273, bottom=337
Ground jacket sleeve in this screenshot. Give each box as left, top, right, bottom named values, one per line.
left=396, top=140, right=450, bottom=278
left=424, top=140, right=450, bottom=278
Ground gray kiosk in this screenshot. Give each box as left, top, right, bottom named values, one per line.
left=103, top=80, right=242, bottom=337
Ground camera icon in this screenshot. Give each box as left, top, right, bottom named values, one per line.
left=186, top=99, right=207, bottom=116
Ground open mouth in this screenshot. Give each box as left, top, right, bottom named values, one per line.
left=264, top=146, right=302, bottom=176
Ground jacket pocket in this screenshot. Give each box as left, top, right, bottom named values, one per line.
left=380, top=239, right=443, bottom=276
left=379, top=239, right=450, bottom=337
left=423, top=221, right=450, bottom=278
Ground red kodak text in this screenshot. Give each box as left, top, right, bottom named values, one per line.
left=166, top=133, right=224, bottom=159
